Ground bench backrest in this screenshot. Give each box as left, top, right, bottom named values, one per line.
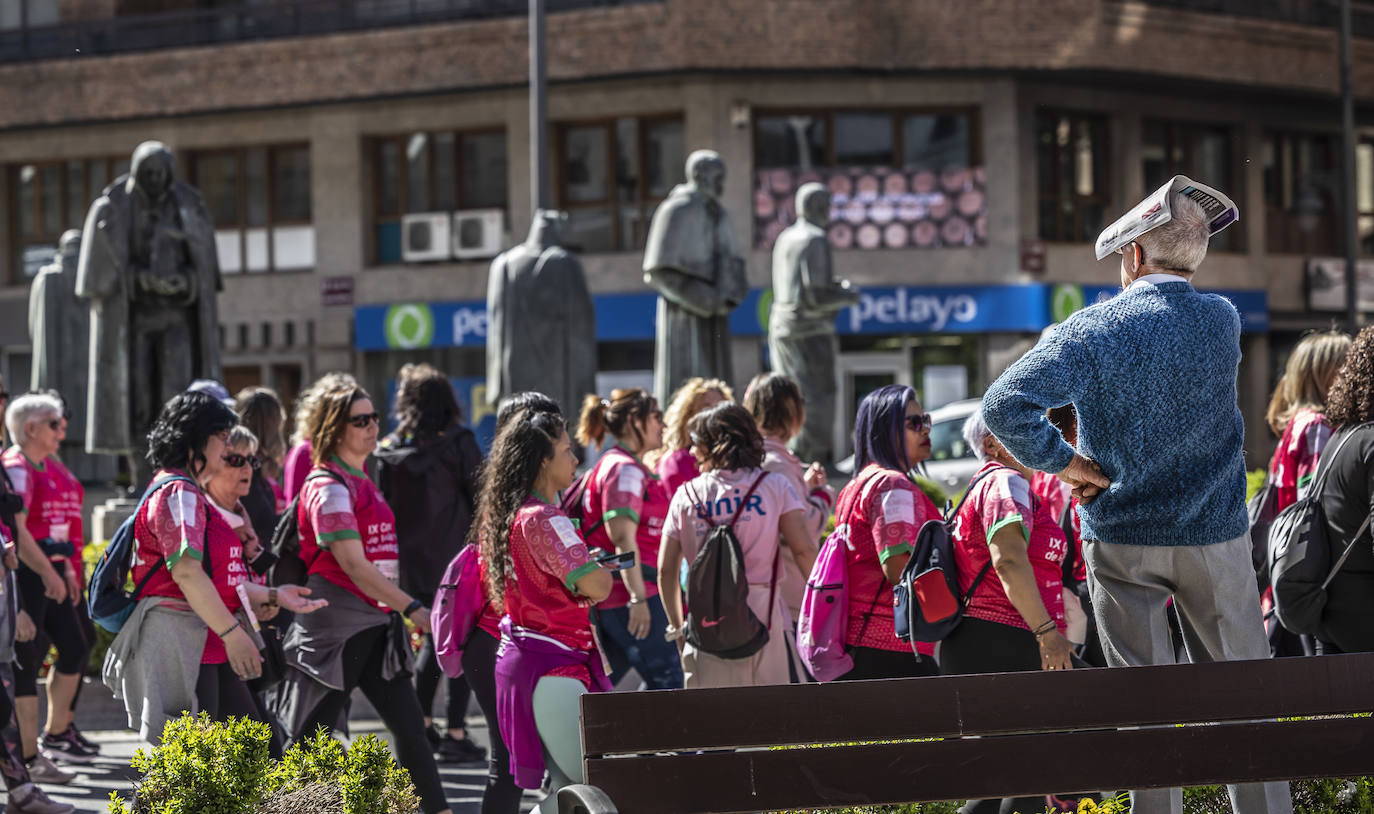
left=579, top=654, right=1374, bottom=813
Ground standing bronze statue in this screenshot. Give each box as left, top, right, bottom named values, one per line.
left=642, top=150, right=747, bottom=406
left=769, top=182, right=861, bottom=464
left=76, top=140, right=223, bottom=489
left=485, top=210, right=597, bottom=417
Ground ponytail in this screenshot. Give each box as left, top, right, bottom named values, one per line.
left=577, top=394, right=609, bottom=447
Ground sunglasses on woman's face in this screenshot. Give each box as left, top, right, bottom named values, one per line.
left=348, top=412, right=381, bottom=429
left=904, top=413, right=933, bottom=432
left=222, top=453, right=262, bottom=470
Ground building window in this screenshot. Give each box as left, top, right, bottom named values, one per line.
left=753, top=110, right=974, bottom=171
left=555, top=115, right=685, bottom=254
left=0, top=0, right=58, bottom=31
left=371, top=129, right=508, bottom=264
left=1142, top=120, right=1240, bottom=252
left=8, top=155, right=129, bottom=282
left=1263, top=132, right=1338, bottom=256
left=751, top=109, right=982, bottom=251
left=1036, top=110, right=1109, bottom=243
left=189, top=144, right=314, bottom=273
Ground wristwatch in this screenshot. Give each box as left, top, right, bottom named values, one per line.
left=664, top=625, right=684, bottom=642
left=403, top=598, right=424, bottom=618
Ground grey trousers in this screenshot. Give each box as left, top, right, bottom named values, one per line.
left=1082, top=534, right=1293, bottom=814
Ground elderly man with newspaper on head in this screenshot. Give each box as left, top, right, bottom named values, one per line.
left=981, top=177, right=1293, bottom=814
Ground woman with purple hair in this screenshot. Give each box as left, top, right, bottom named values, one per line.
left=833, top=384, right=940, bottom=679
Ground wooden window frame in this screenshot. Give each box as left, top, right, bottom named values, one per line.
left=1263, top=130, right=1339, bottom=256
left=187, top=142, right=313, bottom=274
left=7, top=154, right=124, bottom=285
left=369, top=127, right=508, bottom=265
left=750, top=106, right=984, bottom=170
left=552, top=112, right=685, bottom=253
left=1035, top=108, right=1111, bottom=244
left=1141, top=119, right=1243, bottom=252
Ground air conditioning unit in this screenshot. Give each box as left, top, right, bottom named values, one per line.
left=452, top=209, right=504, bottom=260
left=401, top=212, right=452, bottom=263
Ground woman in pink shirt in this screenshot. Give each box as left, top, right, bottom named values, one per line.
left=649, top=377, right=733, bottom=498
left=659, top=403, right=816, bottom=687
left=282, top=373, right=358, bottom=502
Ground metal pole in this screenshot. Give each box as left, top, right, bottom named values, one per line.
left=529, top=0, right=549, bottom=212
left=1340, top=0, right=1361, bottom=333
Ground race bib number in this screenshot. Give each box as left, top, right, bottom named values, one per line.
left=48, top=522, right=69, bottom=543
left=881, top=490, right=915, bottom=525
left=549, top=515, right=582, bottom=550
left=617, top=465, right=645, bottom=496
left=376, top=559, right=399, bottom=583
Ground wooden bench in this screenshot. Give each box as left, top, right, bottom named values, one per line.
left=558, top=652, right=1374, bottom=814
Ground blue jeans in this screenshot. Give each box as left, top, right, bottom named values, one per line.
left=595, top=595, right=684, bottom=689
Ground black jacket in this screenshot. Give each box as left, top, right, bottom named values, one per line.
left=1314, top=423, right=1374, bottom=652
left=374, top=424, right=483, bottom=598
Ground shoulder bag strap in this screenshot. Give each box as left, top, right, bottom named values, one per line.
left=1317, top=422, right=1374, bottom=591
left=302, top=467, right=347, bottom=571
left=955, top=469, right=1007, bottom=605
left=129, top=475, right=196, bottom=600
left=1307, top=421, right=1374, bottom=501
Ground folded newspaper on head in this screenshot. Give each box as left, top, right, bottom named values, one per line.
left=1094, top=175, right=1239, bottom=260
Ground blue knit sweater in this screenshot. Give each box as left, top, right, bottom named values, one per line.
left=982, top=280, right=1248, bottom=547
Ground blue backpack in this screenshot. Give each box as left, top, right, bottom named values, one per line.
left=89, top=476, right=206, bottom=634
left=893, top=470, right=994, bottom=645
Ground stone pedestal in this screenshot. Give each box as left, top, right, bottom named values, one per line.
left=91, top=497, right=139, bottom=544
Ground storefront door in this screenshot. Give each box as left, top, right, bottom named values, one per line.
left=835, top=351, right=912, bottom=461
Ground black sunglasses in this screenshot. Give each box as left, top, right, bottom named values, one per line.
left=222, top=453, right=262, bottom=470
left=46, top=419, right=62, bottom=431
left=904, top=413, right=933, bottom=432
left=348, top=412, right=381, bottom=429
left=0, top=391, right=8, bottom=401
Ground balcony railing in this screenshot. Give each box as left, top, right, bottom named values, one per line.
left=0, top=0, right=659, bottom=63
left=1139, top=0, right=1374, bottom=38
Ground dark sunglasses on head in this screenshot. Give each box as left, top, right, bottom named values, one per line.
left=904, top=413, right=933, bottom=432
left=348, top=412, right=381, bottom=429
left=222, top=453, right=262, bottom=470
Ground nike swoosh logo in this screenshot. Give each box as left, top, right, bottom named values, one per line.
left=700, top=618, right=723, bottom=628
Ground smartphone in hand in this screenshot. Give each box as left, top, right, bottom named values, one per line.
left=596, top=551, right=636, bottom=571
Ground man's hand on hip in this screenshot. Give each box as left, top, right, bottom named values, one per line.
left=1057, top=454, right=1110, bottom=504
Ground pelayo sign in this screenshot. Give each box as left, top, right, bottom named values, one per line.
left=843, top=285, right=1050, bottom=335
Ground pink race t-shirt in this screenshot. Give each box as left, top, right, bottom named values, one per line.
left=131, top=470, right=210, bottom=605
left=662, top=468, right=806, bottom=627
left=200, top=504, right=248, bottom=665
left=282, top=442, right=314, bottom=503
left=954, top=462, right=1067, bottom=632
left=298, top=458, right=399, bottom=612
left=581, top=447, right=668, bottom=609
left=840, top=465, right=939, bottom=654
left=1268, top=407, right=1332, bottom=514
left=503, top=496, right=600, bottom=686
left=3, top=449, right=85, bottom=586
left=656, top=448, right=700, bottom=499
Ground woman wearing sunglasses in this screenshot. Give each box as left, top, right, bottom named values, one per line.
left=2, top=393, right=92, bottom=776
left=834, top=384, right=941, bottom=680
left=574, top=388, right=682, bottom=690
left=196, top=425, right=323, bottom=739
left=274, top=380, right=452, bottom=814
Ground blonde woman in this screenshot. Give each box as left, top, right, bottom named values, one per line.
left=650, top=377, right=734, bottom=497
left=282, top=373, right=357, bottom=502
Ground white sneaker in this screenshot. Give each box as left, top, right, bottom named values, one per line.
left=7, top=782, right=75, bottom=813
left=24, top=755, right=75, bottom=785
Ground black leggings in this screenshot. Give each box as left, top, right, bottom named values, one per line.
left=461, top=628, right=522, bottom=814
left=14, top=566, right=90, bottom=696
left=838, top=646, right=939, bottom=681
left=415, top=631, right=471, bottom=731
left=941, top=618, right=1045, bottom=814
left=196, top=662, right=261, bottom=723
left=0, top=664, right=30, bottom=791
left=297, top=624, right=449, bottom=814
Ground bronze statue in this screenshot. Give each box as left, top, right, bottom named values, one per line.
left=643, top=150, right=747, bottom=406
left=485, top=210, right=597, bottom=417
left=76, top=141, right=223, bottom=488
left=769, top=182, right=861, bottom=464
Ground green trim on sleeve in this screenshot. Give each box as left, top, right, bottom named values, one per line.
left=565, top=561, right=601, bottom=592
left=1297, top=472, right=1315, bottom=489
left=877, top=542, right=913, bottom=564
left=601, top=506, right=640, bottom=524
left=317, top=529, right=362, bottom=549
left=988, top=514, right=1028, bottom=542
left=165, top=544, right=203, bottom=570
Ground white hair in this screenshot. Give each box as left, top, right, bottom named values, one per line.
left=226, top=425, right=259, bottom=454
left=1135, top=193, right=1210, bottom=273
left=4, top=393, right=62, bottom=447
left=962, top=407, right=992, bottom=463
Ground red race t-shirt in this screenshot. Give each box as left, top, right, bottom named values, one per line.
left=840, top=464, right=939, bottom=655
left=131, top=470, right=210, bottom=607
left=580, top=447, right=668, bottom=609
left=1268, top=407, right=1332, bottom=514
left=503, top=496, right=601, bottom=685
left=954, top=462, right=1067, bottom=632
left=201, top=504, right=248, bottom=665
left=3, top=449, right=85, bottom=584
left=299, top=458, right=399, bottom=613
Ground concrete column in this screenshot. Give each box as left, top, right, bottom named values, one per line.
left=1242, top=333, right=1273, bottom=466
left=981, top=79, right=1021, bottom=280
left=507, top=92, right=532, bottom=236
left=307, top=108, right=363, bottom=376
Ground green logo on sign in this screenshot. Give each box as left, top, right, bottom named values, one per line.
left=1050, top=284, right=1086, bottom=323
left=756, top=289, right=773, bottom=334
left=385, top=304, right=435, bottom=349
